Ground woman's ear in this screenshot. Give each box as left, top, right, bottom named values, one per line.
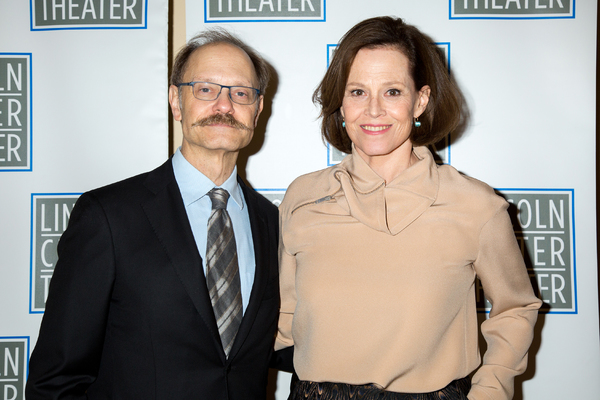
left=415, top=85, right=431, bottom=118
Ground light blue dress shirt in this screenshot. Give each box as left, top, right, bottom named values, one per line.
left=172, top=148, right=256, bottom=314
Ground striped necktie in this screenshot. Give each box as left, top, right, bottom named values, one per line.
left=205, top=188, right=242, bottom=357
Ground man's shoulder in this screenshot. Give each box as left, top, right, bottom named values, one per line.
left=239, top=180, right=278, bottom=218
left=84, top=159, right=173, bottom=204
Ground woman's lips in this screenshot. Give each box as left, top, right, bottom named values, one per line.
left=360, top=124, right=392, bottom=134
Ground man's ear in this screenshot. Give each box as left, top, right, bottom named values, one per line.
left=168, top=85, right=183, bottom=122
left=254, top=95, right=264, bottom=126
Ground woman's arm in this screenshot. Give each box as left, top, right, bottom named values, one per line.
left=469, top=205, right=542, bottom=400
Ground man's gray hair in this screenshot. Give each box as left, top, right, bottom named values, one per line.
left=170, top=28, right=270, bottom=94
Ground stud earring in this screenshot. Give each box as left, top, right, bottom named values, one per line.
left=414, top=118, right=421, bottom=128
left=342, top=121, right=346, bottom=128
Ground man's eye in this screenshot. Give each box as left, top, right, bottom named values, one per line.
left=199, top=84, right=216, bottom=92
left=194, top=83, right=216, bottom=94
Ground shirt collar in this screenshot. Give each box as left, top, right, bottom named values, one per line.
left=172, top=147, right=244, bottom=210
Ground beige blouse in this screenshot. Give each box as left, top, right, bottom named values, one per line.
left=275, top=146, right=542, bottom=400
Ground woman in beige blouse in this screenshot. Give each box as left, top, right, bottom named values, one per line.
left=275, top=16, right=542, bottom=400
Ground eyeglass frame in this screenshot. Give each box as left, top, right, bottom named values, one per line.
left=176, top=81, right=261, bottom=105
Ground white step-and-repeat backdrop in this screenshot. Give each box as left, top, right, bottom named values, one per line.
left=1, top=1, right=598, bottom=399
left=0, top=0, right=168, bottom=398
left=185, top=0, right=599, bottom=399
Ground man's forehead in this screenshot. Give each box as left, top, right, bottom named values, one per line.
left=183, top=43, right=258, bottom=86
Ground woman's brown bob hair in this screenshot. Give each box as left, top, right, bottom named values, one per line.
left=313, top=16, right=462, bottom=154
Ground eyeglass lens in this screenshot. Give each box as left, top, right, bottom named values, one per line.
left=192, top=82, right=257, bottom=105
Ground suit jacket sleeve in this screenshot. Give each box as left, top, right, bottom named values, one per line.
left=26, top=192, right=116, bottom=399
left=274, top=200, right=296, bottom=353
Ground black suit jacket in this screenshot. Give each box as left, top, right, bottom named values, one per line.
left=26, top=159, right=281, bottom=400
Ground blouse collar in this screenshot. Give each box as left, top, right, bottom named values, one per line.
left=331, top=145, right=439, bottom=235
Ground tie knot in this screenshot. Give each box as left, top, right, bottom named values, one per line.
left=208, top=188, right=230, bottom=210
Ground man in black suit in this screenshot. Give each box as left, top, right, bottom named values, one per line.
left=26, top=29, right=287, bottom=399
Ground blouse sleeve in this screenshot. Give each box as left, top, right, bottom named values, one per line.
left=468, top=204, right=542, bottom=400
left=274, top=206, right=297, bottom=351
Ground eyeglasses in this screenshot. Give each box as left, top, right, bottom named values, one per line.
left=177, top=81, right=260, bottom=105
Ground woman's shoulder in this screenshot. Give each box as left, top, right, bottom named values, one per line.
left=436, top=163, right=507, bottom=212
left=280, top=165, right=340, bottom=214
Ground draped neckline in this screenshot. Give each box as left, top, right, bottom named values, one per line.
left=331, top=145, right=439, bottom=235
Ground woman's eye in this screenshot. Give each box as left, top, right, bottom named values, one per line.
left=350, top=89, right=365, bottom=96
left=387, top=89, right=401, bottom=96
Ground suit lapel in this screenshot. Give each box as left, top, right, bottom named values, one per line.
left=141, top=160, right=221, bottom=345
left=228, top=180, right=272, bottom=359
left=141, top=165, right=274, bottom=361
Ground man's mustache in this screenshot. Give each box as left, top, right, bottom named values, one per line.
left=192, top=113, right=252, bottom=132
